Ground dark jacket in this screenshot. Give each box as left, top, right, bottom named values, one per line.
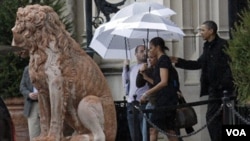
left=0, top=97, right=15, bottom=141
left=136, top=65, right=180, bottom=90
left=20, top=66, right=36, bottom=117
left=175, top=34, right=234, bottom=97
left=136, top=68, right=156, bottom=104
left=136, top=68, right=154, bottom=88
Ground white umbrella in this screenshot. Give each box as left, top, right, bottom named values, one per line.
left=111, top=27, right=184, bottom=41
left=110, top=1, right=176, bottom=21
left=89, top=24, right=146, bottom=60
left=111, top=13, right=185, bottom=41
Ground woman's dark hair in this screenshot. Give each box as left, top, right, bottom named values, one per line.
left=150, top=37, right=169, bottom=52
left=202, top=20, right=218, bottom=34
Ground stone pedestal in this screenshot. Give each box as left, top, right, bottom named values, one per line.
left=4, top=97, right=29, bottom=141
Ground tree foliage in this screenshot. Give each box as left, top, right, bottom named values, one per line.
left=226, top=1, right=250, bottom=106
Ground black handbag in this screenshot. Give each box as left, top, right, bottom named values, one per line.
left=175, top=94, right=198, bottom=128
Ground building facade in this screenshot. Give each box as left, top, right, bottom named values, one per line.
left=65, top=0, right=245, bottom=140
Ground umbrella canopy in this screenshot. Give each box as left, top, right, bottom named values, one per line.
left=110, top=1, right=176, bottom=21
left=89, top=24, right=146, bottom=60
left=111, top=13, right=185, bottom=41
left=111, top=26, right=184, bottom=41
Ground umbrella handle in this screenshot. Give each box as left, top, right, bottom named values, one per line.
left=124, top=37, right=128, bottom=60
left=126, top=64, right=129, bottom=72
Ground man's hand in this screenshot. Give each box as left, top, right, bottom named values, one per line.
left=139, top=63, right=147, bottom=73
left=140, top=92, right=148, bottom=104
left=29, top=92, right=38, bottom=100
left=124, top=59, right=130, bottom=65
left=170, top=56, right=178, bottom=64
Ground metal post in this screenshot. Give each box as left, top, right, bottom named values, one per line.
left=132, top=95, right=139, bottom=141
left=228, top=0, right=234, bottom=39
left=84, top=0, right=95, bottom=58
left=229, top=98, right=235, bottom=125
left=146, top=111, right=149, bottom=141
left=85, top=0, right=92, bottom=47
left=222, top=90, right=230, bottom=124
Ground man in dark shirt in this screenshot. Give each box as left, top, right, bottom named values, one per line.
left=171, top=20, right=235, bottom=141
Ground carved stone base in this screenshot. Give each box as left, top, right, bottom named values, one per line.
left=4, top=97, right=29, bottom=141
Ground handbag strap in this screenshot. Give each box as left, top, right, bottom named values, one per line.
left=178, top=93, right=187, bottom=104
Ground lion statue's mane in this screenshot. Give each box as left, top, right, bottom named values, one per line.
left=12, top=4, right=117, bottom=141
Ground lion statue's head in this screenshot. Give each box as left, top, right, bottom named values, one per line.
left=12, top=4, right=72, bottom=53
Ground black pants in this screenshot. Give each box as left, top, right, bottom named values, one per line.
left=206, top=90, right=223, bottom=141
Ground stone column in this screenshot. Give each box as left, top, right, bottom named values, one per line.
left=211, top=0, right=230, bottom=38
left=170, top=1, right=209, bottom=141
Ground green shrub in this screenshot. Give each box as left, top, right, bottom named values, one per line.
left=0, top=53, right=29, bottom=99
left=226, top=2, right=250, bottom=106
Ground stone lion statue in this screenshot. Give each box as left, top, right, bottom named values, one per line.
left=12, top=4, right=117, bottom=141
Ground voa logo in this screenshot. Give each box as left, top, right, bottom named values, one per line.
left=226, top=129, right=246, bottom=136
